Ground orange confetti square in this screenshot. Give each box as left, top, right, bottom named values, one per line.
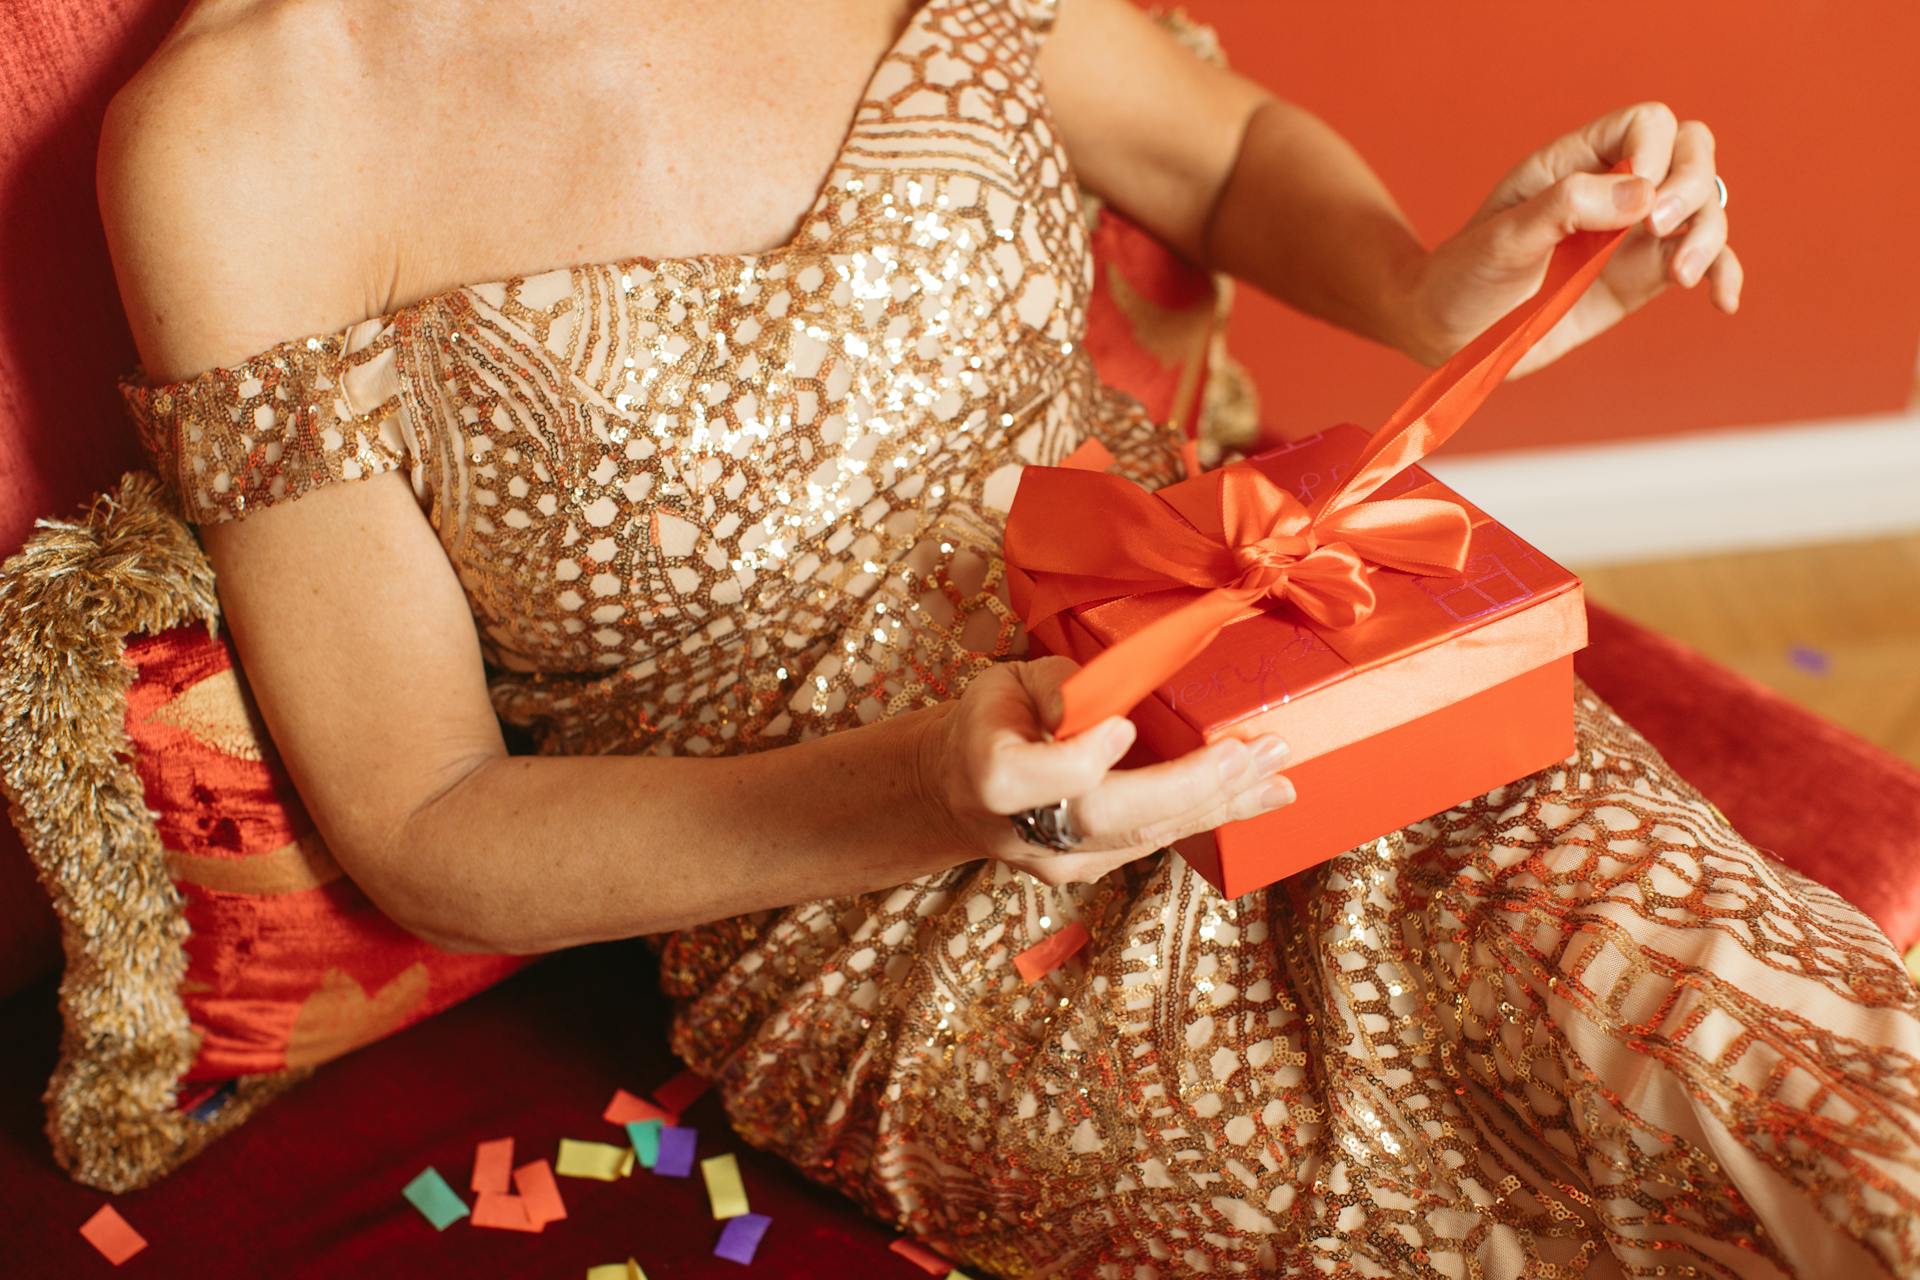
left=650, top=1068, right=711, bottom=1120
left=1013, top=920, right=1090, bottom=984
left=513, top=1159, right=568, bottom=1228
left=890, top=1237, right=952, bottom=1274
left=602, top=1087, right=672, bottom=1126
left=471, top=1192, right=540, bottom=1232
left=472, top=1136, right=514, bottom=1194
left=79, top=1206, right=147, bottom=1266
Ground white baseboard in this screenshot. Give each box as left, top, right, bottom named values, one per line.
left=1421, top=412, right=1920, bottom=566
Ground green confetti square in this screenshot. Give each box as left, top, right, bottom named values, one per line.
left=403, top=1166, right=470, bottom=1231
left=626, top=1118, right=663, bottom=1168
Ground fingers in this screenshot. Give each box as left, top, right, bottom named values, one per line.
left=1632, top=118, right=1739, bottom=311
left=959, top=659, right=1139, bottom=812
left=1010, top=654, right=1079, bottom=733
left=1667, top=201, right=1727, bottom=289
left=1480, top=101, right=1676, bottom=219
left=1069, top=733, right=1292, bottom=852
left=978, top=714, right=1136, bottom=812
left=1596, top=100, right=1679, bottom=184
left=1705, top=243, right=1744, bottom=314
left=1493, top=169, right=1655, bottom=263
left=1647, top=119, right=1718, bottom=237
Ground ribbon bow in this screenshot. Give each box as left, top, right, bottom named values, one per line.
left=1006, top=167, right=1635, bottom=740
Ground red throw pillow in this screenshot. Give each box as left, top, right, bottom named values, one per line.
left=0, top=476, right=526, bottom=1191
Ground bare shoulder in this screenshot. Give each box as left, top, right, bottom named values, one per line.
left=99, top=0, right=384, bottom=382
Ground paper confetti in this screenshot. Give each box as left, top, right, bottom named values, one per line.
left=652, top=1068, right=712, bottom=1119
left=472, top=1137, right=514, bottom=1194
left=1013, top=920, right=1091, bottom=984
left=78, top=1206, right=147, bottom=1266
left=653, top=1125, right=698, bottom=1177
left=585, top=1262, right=648, bottom=1280
left=402, top=1167, right=470, bottom=1231
left=713, top=1212, right=772, bottom=1265
left=471, top=1192, right=540, bottom=1233
left=556, top=1139, right=631, bottom=1181
left=890, top=1238, right=953, bottom=1274
left=514, top=1159, right=568, bottom=1227
left=604, top=1087, right=673, bottom=1126
left=1788, top=645, right=1832, bottom=675
left=700, top=1152, right=750, bottom=1219
left=945, top=1271, right=977, bottom=1279
left=627, top=1119, right=663, bottom=1168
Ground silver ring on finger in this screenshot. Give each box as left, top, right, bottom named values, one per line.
left=1714, top=174, right=1728, bottom=210
left=1011, top=798, right=1082, bottom=852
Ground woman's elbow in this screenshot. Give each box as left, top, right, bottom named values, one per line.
left=325, top=784, right=537, bottom=955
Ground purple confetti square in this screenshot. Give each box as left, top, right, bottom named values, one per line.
left=714, top=1212, right=772, bottom=1264
left=1788, top=645, right=1831, bottom=675
left=653, top=1124, right=698, bottom=1177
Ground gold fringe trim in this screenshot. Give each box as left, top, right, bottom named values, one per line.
left=0, top=472, right=309, bottom=1192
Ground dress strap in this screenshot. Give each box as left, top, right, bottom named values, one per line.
left=117, top=315, right=418, bottom=525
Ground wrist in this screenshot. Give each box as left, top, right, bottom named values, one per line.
left=1384, top=238, right=1451, bottom=369
left=907, top=700, right=979, bottom=864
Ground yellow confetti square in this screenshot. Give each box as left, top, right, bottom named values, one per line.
left=556, top=1139, right=629, bottom=1181
left=584, top=1262, right=647, bottom=1280
left=699, top=1152, right=750, bottom=1219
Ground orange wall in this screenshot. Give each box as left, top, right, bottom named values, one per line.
left=1158, top=1, right=1920, bottom=454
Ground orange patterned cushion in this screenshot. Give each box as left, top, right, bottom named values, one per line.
left=0, top=476, right=524, bottom=1191
left=125, top=624, right=524, bottom=1089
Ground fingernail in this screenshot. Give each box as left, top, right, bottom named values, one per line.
left=1259, top=777, right=1296, bottom=808
left=1214, top=742, right=1249, bottom=781
left=1103, top=719, right=1136, bottom=757
left=1649, top=192, right=1684, bottom=232
left=1675, top=249, right=1701, bottom=286
left=1252, top=736, right=1290, bottom=771
left=1615, top=178, right=1650, bottom=215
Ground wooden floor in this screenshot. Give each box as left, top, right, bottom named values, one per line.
left=1571, top=531, right=1920, bottom=768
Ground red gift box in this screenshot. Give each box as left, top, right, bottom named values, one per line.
left=1004, top=179, right=1633, bottom=897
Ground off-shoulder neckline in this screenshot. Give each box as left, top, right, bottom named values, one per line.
left=119, top=0, right=946, bottom=396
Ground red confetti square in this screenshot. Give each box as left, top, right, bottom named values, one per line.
left=79, top=1206, right=147, bottom=1266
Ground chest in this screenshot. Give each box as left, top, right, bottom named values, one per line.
left=382, top=0, right=1095, bottom=677
left=373, top=0, right=924, bottom=299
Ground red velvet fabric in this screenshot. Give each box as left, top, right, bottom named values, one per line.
left=0, top=944, right=909, bottom=1277
left=1575, top=606, right=1920, bottom=951
left=122, top=626, right=526, bottom=1088
left=0, top=0, right=169, bottom=998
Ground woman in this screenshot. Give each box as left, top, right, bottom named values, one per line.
left=101, top=0, right=1918, bottom=1274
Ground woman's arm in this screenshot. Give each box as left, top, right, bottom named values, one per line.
left=1036, top=0, right=1431, bottom=357
left=1039, top=0, right=1740, bottom=374
left=195, top=474, right=1290, bottom=954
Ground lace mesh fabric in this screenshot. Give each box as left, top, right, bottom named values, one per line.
left=117, top=0, right=1920, bottom=1274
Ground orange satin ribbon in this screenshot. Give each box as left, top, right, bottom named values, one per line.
left=1005, top=161, right=1635, bottom=740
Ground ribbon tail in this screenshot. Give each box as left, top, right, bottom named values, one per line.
left=1056, top=586, right=1262, bottom=739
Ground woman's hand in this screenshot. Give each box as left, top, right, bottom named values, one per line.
left=1407, top=101, right=1745, bottom=378
left=917, top=656, right=1296, bottom=887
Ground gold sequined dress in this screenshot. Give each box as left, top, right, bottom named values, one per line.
left=118, top=0, right=1920, bottom=1274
